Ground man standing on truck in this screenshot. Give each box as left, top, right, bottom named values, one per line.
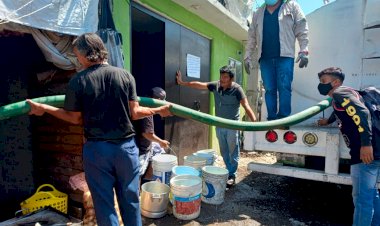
left=176, top=66, right=257, bottom=187
left=317, top=67, right=380, bottom=225
left=26, top=33, right=172, bottom=226
left=244, top=0, right=309, bottom=121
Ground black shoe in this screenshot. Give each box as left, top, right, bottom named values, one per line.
left=226, top=176, right=236, bottom=188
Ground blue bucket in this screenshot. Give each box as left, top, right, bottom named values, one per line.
left=171, top=165, right=201, bottom=178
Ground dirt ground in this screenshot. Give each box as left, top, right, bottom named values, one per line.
left=142, top=151, right=354, bottom=226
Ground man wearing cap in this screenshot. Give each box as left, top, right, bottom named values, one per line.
left=133, top=87, right=170, bottom=183
left=176, top=65, right=256, bottom=187
left=316, top=67, right=380, bottom=225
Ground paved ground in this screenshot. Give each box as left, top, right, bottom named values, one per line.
left=142, top=151, right=353, bottom=226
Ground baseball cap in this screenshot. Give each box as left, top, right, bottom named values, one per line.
left=151, top=87, right=166, bottom=100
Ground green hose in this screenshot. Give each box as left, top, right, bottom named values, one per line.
left=0, top=95, right=65, bottom=120
left=139, top=97, right=332, bottom=131
left=0, top=95, right=332, bottom=131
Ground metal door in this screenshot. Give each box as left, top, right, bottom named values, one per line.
left=165, top=23, right=211, bottom=164
left=131, top=3, right=211, bottom=163
left=362, top=1, right=380, bottom=89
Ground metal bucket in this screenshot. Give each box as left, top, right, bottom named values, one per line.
left=140, top=181, right=170, bottom=218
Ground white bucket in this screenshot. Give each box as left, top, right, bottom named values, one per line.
left=140, top=181, right=170, bottom=218
left=194, top=149, right=216, bottom=165
left=170, top=175, right=202, bottom=220
left=152, top=154, right=177, bottom=185
left=183, top=155, right=207, bottom=172
left=201, top=166, right=229, bottom=205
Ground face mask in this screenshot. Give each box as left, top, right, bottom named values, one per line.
left=265, top=0, right=279, bottom=6
left=318, top=82, right=333, bottom=95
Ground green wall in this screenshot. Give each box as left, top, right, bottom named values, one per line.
left=114, top=0, right=246, bottom=150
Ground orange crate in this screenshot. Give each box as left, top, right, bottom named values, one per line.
left=20, top=184, right=68, bottom=215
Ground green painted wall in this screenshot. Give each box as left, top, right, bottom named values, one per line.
left=113, top=0, right=132, bottom=70
left=114, top=0, right=247, bottom=150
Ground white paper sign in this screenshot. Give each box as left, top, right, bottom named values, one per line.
left=186, top=54, right=201, bottom=78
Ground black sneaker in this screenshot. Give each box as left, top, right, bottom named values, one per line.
left=226, top=176, right=236, bottom=188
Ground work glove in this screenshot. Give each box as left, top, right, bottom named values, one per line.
left=244, top=58, right=251, bottom=74
left=296, top=52, right=309, bottom=68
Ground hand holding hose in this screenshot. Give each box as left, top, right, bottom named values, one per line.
left=157, top=104, right=172, bottom=118
left=26, top=99, right=46, bottom=116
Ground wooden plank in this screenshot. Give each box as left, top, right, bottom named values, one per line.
left=37, top=125, right=83, bottom=135
left=37, top=134, right=84, bottom=145
left=36, top=152, right=83, bottom=170
left=38, top=143, right=83, bottom=154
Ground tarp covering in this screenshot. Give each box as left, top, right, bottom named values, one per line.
left=0, top=22, right=79, bottom=70
left=0, top=0, right=99, bottom=36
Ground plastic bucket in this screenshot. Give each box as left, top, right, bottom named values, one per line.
left=170, top=175, right=202, bottom=220
left=140, top=181, right=170, bottom=218
left=183, top=155, right=207, bottom=172
left=152, top=154, right=177, bottom=185
left=194, top=149, right=216, bottom=165
left=172, top=165, right=201, bottom=178
left=201, top=166, right=229, bottom=205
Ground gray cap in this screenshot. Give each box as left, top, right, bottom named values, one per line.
left=151, top=87, right=166, bottom=100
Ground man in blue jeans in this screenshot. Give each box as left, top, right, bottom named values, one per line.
left=26, top=33, right=171, bottom=226
left=244, top=0, right=309, bottom=120
left=176, top=66, right=256, bottom=187
left=317, top=67, right=380, bottom=225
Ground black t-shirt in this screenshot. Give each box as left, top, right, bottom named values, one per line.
left=133, top=116, right=154, bottom=155
left=332, top=86, right=380, bottom=164
left=64, top=64, right=138, bottom=141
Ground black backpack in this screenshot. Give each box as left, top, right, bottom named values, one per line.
left=358, top=87, right=380, bottom=133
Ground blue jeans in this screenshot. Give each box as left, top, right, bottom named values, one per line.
left=259, top=57, right=294, bottom=120
left=83, top=138, right=142, bottom=226
left=351, top=161, right=380, bottom=226
left=216, top=127, right=240, bottom=178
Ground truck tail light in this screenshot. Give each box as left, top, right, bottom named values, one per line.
left=302, top=132, right=318, bottom=147
left=265, top=130, right=278, bottom=143
left=283, top=131, right=297, bottom=144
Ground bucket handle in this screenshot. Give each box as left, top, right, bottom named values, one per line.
left=151, top=193, right=163, bottom=201
left=36, top=184, right=57, bottom=193
left=167, top=146, right=179, bottom=165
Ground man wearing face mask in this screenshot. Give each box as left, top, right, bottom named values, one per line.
left=244, top=0, right=309, bottom=121
left=317, top=67, right=380, bottom=225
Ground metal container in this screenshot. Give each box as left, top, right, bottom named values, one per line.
left=140, top=181, right=170, bottom=218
